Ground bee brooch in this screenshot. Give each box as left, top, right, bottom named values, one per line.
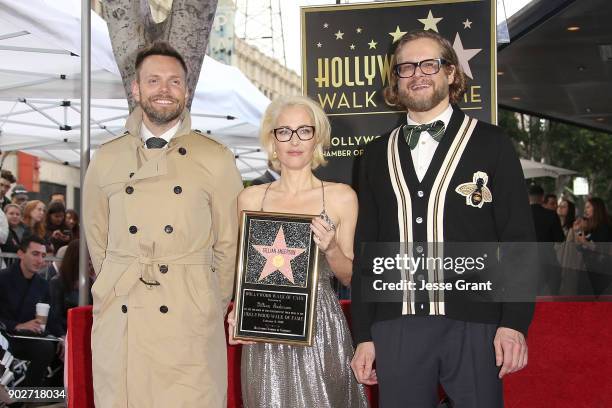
left=455, top=171, right=492, bottom=208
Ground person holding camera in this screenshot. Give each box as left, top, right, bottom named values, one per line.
left=573, top=197, right=612, bottom=295
left=45, top=201, right=71, bottom=255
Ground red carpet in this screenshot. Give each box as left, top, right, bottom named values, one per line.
left=67, top=301, right=612, bottom=407
left=503, top=302, right=612, bottom=408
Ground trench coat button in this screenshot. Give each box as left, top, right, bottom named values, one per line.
left=159, top=305, right=168, bottom=314
left=129, top=225, right=138, bottom=234
left=173, top=186, right=182, bottom=194
left=129, top=172, right=134, bottom=178
left=178, top=147, right=187, bottom=155
left=125, top=186, right=134, bottom=194
left=121, top=305, right=127, bottom=313
left=164, top=225, right=173, bottom=234
left=159, top=265, right=168, bottom=274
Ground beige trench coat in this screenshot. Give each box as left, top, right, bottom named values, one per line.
left=83, top=107, right=243, bottom=408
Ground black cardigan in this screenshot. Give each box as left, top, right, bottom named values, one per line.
left=351, top=105, right=537, bottom=344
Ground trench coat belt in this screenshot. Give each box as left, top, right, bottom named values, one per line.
left=105, top=239, right=214, bottom=297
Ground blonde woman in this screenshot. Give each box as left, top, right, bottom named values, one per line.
left=228, top=95, right=368, bottom=408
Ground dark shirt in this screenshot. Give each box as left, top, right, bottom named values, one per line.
left=1, top=196, right=10, bottom=211
left=45, top=223, right=72, bottom=254
left=0, top=228, right=21, bottom=267
left=0, top=262, right=62, bottom=336
left=531, top=204, right=565, bottom=243
left=251, top=170, right=278, bottom=186
left=49, top=276, right=91, bottom=334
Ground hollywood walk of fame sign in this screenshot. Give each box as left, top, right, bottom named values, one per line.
left=301, top=0, right=497, bottom=184
left=233, top=211, right=320, bottom=345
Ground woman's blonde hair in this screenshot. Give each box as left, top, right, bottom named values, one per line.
left=259, top=95, right=331, bottom=172
left=22, top=200, right=46, bottom=239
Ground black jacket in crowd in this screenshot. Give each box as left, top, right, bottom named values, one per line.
left=0, top=261, right=62, bottom=336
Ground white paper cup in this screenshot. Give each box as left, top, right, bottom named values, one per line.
left=35, top=303, right=50, bottom=331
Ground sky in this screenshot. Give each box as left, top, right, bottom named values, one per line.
left=236, top=0, right=533, bottom=74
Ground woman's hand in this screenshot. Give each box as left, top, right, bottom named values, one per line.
left=572, top=218, right=584, bottom=232
left=227, top=306, right=256, bottom=345
left=51, top=229, right=70, bottom=242
left=311, top=216, right=337, bottom=255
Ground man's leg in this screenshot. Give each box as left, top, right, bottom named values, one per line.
left=372, top=317, right=445, bottom=408
left=7, top=338, right=56, bottom=387
left=439, top=320, right=503, bottom=408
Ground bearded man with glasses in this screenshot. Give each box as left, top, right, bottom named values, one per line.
left=350, top=30, right=537, bottom=407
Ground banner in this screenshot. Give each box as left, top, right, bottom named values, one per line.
left=301, top=0, right=496, bottom=183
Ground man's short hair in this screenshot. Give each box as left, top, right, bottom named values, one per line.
left=384, top=30, right=467, bottom=109
left=528, top=185, right=545, bottom=197
left=0, top=170, right=16, bottom=184
left=19, top=235, right=47, bottom=253
left=544, top=193, right=557, bottom=202
left=135, top=41, right=188, bottom=78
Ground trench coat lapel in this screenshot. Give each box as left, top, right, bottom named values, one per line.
left=123, top=106, right=193, bottom=182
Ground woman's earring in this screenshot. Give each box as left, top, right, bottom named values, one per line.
left=272, top=151, right=277, bottom=159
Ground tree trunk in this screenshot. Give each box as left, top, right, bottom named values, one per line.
left=101, top=0, right=218, bottom=111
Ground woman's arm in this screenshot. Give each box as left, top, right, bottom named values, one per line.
left=311, top=184, right=358, bottom=286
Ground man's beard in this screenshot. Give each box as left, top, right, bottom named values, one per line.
left=140, top=93, right=184, bottom=125
left=398, top=78, right=449, bottom=112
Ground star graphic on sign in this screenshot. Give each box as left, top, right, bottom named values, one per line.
left=317, top=42, right=322, bottom=48
left=253, top=226, right=306, bottom=284
left=418, top=10, right=443, bottom=32
left=356, top=27, right=363, bottom=33
left=350, top=43, right=356, bottom=50
left=323, top=23, right=329, bottom=29
left=368, top=39, right=378, bottom=49
left=335, top=30, right=344, bottom=40
left=389, top=26, right=407, bottom=43
left=452, top=32, right=482, bottom=79
left=463, top=19, right=472, bottom=29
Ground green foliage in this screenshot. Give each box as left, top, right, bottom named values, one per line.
left=499, top=109, right=612, bottom=209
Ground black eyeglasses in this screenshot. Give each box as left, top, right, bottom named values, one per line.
left=272, top=125, right=315, bottom=142
left=394, top=58, right=448, bottom=78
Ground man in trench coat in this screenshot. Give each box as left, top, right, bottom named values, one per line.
left=83, top=41, right=243, bottom=408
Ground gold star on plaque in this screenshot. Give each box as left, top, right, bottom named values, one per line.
left=323, top=23, right=329, bottom=29
left=335, top=30, right=344, bottom=40
left=463, top=19, right=472, bottom=29
left=368, top=39, right=377, bottom=49
left=350, top=43, right=356, bottom=50
left=317, top=42, right=322, bottom=48
left=418, top=10, right=443, bottom=32
left=356, top=27, right=363, bottom=33
left=389, top=26, right=407, bottom=43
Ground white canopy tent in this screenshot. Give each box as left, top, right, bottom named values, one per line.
left=520, top=159, right=577, bottom=179
left=0, top=0, right=270, bottom=179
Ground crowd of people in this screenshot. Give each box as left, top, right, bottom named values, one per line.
left=528, top=185, right=611, bottom=296
left=0, top=170, right=93, bottom=391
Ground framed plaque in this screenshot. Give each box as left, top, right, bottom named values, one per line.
left=233, top=211, right=320, bottom=346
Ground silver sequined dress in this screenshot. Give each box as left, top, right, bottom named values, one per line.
left=241, top=182, right=368, bottom=408
left=241, top=259, right=368, bottom=408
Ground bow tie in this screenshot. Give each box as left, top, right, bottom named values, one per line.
left=403, top=120, right=446, bottom=150
left=145, top=137, right=168, bottom=149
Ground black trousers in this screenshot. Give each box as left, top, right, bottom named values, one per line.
left=7, top=337, right=56, bottom=387
left=371, top=316, right=503, bottom=408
